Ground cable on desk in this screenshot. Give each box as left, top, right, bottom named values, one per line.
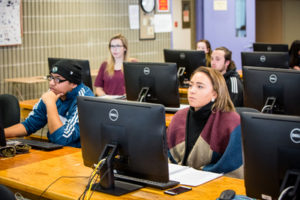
left=38, top=175, right=89, bottom=200
left=80, top=158, right=106, bottom=200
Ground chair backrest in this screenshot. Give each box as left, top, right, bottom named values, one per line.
left=0, top=94, right=20, bottom=128
left=235, top=107, right=260, bottom=116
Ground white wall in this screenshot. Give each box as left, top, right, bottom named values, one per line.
left=172, top=0, right=191, bottom=49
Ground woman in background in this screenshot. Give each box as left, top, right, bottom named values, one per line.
left=94, top=34, right=136, bottom=96
left=196, top=39, right=212, bottom=67
left=289, top=40, right=300, bottom=70
left=167, top=67, right=243, bottom=178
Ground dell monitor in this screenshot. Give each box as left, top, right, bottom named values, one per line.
left=253, top=42, right=289, bottom=52
left=77, top=97, right=178, bottom=196
left=48, top=57, right=93, bottom=91
left=242, top=66, right=300, bottom=116
left=241, top=51, right=289, bottom=69
left=123, top=62, right=180, bottom=108
left=241, top=112, right=300, bottom=199
left=163, top=49, right=206, bottom=87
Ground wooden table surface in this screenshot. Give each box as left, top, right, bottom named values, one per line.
left=20, top=99, right=176, bottom=127
left=5, top=76, right=47, bottom=84
left=0, top=147, right=246, bottom=200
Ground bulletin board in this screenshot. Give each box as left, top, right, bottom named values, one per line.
left=0, top=0, right=22, bottom=46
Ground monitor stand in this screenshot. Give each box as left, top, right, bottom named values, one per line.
left=261, top=96, right=276, bottom=113
left=137, top=87, right=150, bottom=102
left=90, top=144, right=143, bottom=196
left=177, top=67, right=189, bottom=88
left=261, top=96, right=285, bottom=114
left=279, top=170, right=300, bottom=200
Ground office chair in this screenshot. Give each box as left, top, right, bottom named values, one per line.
left=0, top=184, right=15, bottom=200
left=0, top=94, right=20, bottom=128
left=235, top=107, right=260, bottom=116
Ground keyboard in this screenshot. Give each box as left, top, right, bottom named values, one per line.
left=10, top=138, right=63, bottom=151
left=114, top=173, right=179, bottom=190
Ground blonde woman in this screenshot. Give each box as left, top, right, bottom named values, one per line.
left=196, top=39, right=212, bottom=67
left=167, top=67, right=243, bottom=179
left=94, top=34, right=136, bottom=96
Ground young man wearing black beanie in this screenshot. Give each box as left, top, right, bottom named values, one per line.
left=4, top=60, right=94, bottom=147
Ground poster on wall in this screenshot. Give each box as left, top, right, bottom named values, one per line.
left=157, top=0, right=169, bottom=12
left=0, top=0, right=22, bottom=46
left=182, top=0, right=191, bottom=29
left=139, top=7, right=155, bottom=40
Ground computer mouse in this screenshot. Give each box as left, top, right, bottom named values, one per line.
left=219, top=189, right=236, bottom=200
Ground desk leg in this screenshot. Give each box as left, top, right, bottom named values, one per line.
left=13, top=83, right=24, bottom=101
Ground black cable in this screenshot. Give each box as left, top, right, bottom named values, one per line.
left=79, top=162, right=105, bottom=200
left=87, top=169, right=110, bottom=200
left=80, top=172, right=99, bottom=200
left=80, top=162, right=111, bottom=200
left=38, top=175, right=89, bottom=200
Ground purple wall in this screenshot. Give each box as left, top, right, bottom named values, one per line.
left=196, top=0, right=255, bottom=69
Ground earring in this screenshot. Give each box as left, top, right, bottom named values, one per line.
left=211, top=98, right=215, bottom=102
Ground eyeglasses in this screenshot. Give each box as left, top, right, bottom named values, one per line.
left=47, top=75, right=67, bottom=84
left=110, top=45, right=123, bottom=49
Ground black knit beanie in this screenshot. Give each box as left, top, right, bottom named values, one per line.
left=50, top=60, right=82, bottom=85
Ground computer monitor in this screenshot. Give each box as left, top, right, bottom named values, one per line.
left=253, top=42, right=289, bottom=52
left=241, top=51, right=289, bottom=69
left=242, top=66, right=300, bottom=116
left=77, top=96, right=178, bottom=195
left=123, top=62, right=180, bottom=108
left=48, top=57, right=93, bottom=91
left=163, top=49, right=206, bottom=87
left=241, top=112, right=300, bottom=199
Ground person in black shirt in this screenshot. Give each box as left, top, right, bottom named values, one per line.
left=211, top=47, right=244, bottom=107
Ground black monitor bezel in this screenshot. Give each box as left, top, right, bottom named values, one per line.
left=77, top=96, right=170, bottom=183
left=242, top=66, right=300, bottom=116
left=163, top=48, right=206, bottom=86
left=241, top=111, right=300, bottom=199
left=241, top=51, right=289, bottom=69
left=123, top=61, right=180, bottom=108
left=253, top=43, right=289, bottom=52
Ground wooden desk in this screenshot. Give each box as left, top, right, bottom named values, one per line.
left=165, top=113, right=174, bottom=127
left=19, top=98, right=176, bottom=127
left=5, top=76, right=47, bottom=100
left=91, top=68, right=98, bottom=77
left=0, top=148, right=246, bottom=200
left=5, top=76, right=47, bottom=84
left=237, top=69, right=243, bottom=79
left=19, top=99, right=39, bottom=121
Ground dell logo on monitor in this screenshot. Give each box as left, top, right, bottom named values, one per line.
left=267, top=46, right=272, bottom=51
left=109, top=109, right=119, bottom=121
left=260, top=55, right=266, bottom=62
left=290, top=128, right=300, bottom=144
left=143, top=67, right=150, bottom=75
left=269, top=74, right=277, bottom=84
left=179, top=53, right=186, bottom=60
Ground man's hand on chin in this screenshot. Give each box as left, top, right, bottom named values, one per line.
left=42, top=90, right=64, bottom=106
